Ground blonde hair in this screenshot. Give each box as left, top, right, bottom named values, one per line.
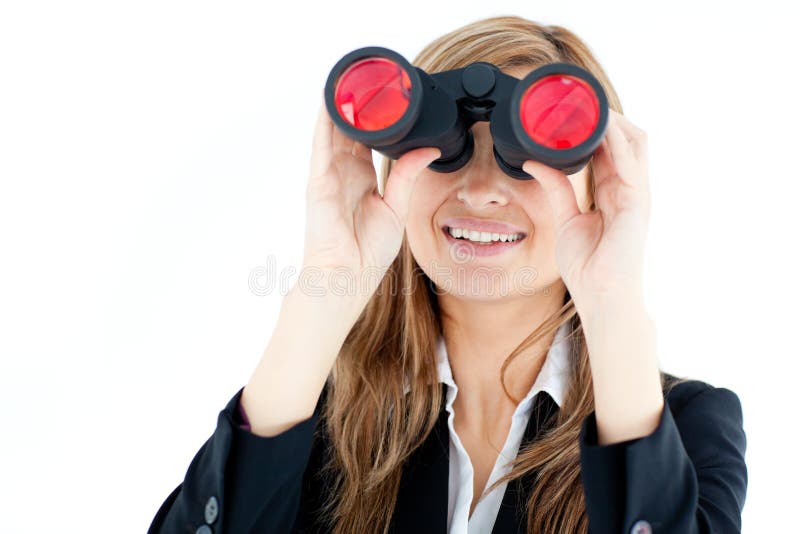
left=318, top=15, right=687, bottom=533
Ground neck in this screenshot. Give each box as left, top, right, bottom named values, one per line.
left=437, top=283, right=568, bottom=421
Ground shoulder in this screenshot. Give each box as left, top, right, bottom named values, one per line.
left=660, top=371, right=743, bottom=414
left=659, top=371, right=745, bottom=448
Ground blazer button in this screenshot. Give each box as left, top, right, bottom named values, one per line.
left=630, top=520, right=652, bottom=534
left=195, top=526, right=213, bottom=534
left=204, top=496, right=219, bottom=524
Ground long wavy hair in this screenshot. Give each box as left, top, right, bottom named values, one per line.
left=317, top=15, right=688, bottom=533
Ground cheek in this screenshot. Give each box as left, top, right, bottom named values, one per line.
left=405, top=176, right=444, bottom=254
left=404, top=208, right=429, bottom=253
left=518, top=188, right=559, bottom=260
left=517, top=186, right=552, bottom=234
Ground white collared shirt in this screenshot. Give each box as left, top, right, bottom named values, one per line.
left=436, top=322, right=573, bottom=534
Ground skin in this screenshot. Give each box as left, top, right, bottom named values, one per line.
left=405, top=66, right=663, bottom=515
left=242, top=66, right=662, bottom=523
left=404, top=68, right=593, bottom=512
left=406, top=67, right=592, bottom=410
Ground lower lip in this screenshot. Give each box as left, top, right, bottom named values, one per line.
left=442, top=227, right=526, bottom=257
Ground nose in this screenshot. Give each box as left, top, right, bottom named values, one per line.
left=453, top=120, right=513, bottom=208
left=455, top=146, right=512, bottom=209
left=456, top=171, right=510, bottom=208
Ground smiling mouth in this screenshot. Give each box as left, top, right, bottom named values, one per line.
left=442, top=225, right=527, bottom=244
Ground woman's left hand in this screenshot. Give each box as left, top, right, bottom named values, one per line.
left=522, top=108, right=651, bottom=305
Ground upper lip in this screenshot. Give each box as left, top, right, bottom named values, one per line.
left=441, top=217, right=527, bottom=236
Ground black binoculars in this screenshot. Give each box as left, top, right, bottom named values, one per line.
left=324, top=46, right=609, bottom=180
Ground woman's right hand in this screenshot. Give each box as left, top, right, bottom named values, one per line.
left=299, top=94, right=441, bottom=303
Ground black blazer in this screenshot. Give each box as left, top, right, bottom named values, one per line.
left=148, top=373, right=747, bottom=534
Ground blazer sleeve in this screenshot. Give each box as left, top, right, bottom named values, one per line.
left=148, top=386, right=322, bottom=533
left=578, top=385, right=748, bottom=534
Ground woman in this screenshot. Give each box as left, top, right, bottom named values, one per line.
left=148, top=16, right=748, bottom=534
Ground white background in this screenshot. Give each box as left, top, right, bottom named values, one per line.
left=1, top=1, right=796, bottom=531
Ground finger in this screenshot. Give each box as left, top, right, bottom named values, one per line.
left=310, top=92, right=334, bottom=180
left=332, top=128, right=358, bottom=158
left=604, top=111, right=636, bottom=171
left=605, top=111, right=649, bottom=189
left=382, top=147, right=441, bottom=228
left=522, top=159, right=581, bottom=229
left=590, top=137, right=616, bottom=188
left=590, top=142, right=618, bottom=215
left=322, top=92, right=359, bottom=157
left=608, top=110, right=649, bottom=162
left=331, top=112, right=358, bottom=156
left=610, top=109, right=646, bottom=146
left=351, top=141, right=373, bottom=163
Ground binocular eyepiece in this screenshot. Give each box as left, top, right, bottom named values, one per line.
left=324, top=46, right=609, bottom=179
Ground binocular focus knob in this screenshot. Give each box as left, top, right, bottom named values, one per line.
left=461, top=63, right=496, bottom=99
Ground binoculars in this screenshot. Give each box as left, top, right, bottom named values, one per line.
left=324, top=46, right=609, bottom=180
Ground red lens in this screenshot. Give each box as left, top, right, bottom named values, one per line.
left=519, top=74, right=599, bottom=149
left=333, top=57, right=412, bottom=131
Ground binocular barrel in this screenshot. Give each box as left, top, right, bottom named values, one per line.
left=324, top=46, right=608, bottom=179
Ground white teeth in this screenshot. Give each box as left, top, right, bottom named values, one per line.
left=447, top=227, right=523, bottom=243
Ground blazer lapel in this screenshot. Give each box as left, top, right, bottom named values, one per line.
left=390, top=383, right=451, bottom=533
left=389, top=387, right=560, bottom=534
left=491, top=391, right=560, bottom=534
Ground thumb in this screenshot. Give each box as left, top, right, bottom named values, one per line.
left=523, top=159, right=580, bottom=229
left=382, top=146, right=441, bottom=227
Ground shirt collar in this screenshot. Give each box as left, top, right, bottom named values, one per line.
left=434, top=321, right=572, bottom=410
